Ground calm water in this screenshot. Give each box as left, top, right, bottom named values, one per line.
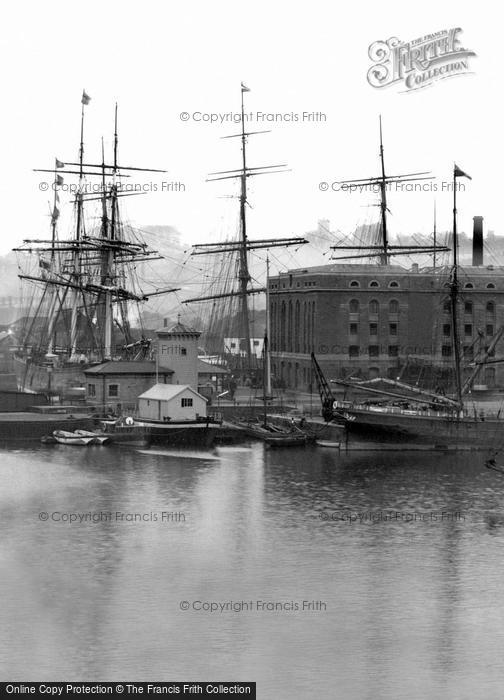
left=2, top=442, right=504, bottom=698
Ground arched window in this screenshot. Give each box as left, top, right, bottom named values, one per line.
left=369, top=299, right=379, bottom=314
left=369, top=280, right=379, bottom=288
left=349, top=280, right=360, bottom=288
left=388, top=280, right=399, bottom=288
left=464, top=283, right=474, bottom=289
left=487, top=283, right=496, bottom=289
left=349, top=299, right=359, bottom=313
left=487, top=301, right=496, bottom=315
left=389, top=299, right=399, bottom=314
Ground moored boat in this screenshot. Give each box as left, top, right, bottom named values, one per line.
left=233, top=420, right=307, bottom=447
left=53, top=430, right=95, bottom=446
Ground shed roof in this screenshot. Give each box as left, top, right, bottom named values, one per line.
left=138, top=383, right=207, bottom=401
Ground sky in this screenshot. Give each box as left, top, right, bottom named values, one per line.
left=0, top=0, right=500, bottom=258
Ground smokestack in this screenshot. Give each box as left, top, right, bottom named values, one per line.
left=472, top=216, right=484, bottom=266
left=164, top=318, right=168, bottom=327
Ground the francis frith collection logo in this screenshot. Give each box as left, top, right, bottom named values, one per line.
left=367, top=28, right=476, bottom=92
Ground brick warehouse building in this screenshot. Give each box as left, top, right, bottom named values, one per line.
left=269, top=262, right=504, bottom=391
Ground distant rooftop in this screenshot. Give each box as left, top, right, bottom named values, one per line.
left=274, top=262, right=504, bottom=276
left=156, top=314, right=201, bottom=335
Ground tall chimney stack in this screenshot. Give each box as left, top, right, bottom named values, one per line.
left=472, top=216, right=484, bottom=266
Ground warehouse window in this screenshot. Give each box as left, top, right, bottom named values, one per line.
left=369, top=280, right=379, bottom=287
left=349, top=280, right=360, bottom=288
left=487, top=301, right=496, bottom=315
left=368, top=345, right=379, bottom=357
left=388, top=280, right=399, bottom=288
left=464, top=283, right=474, bottom=289
left=349, top=345, right=359, bottom=358
left=108, top=384, right=119, bottom=398
left=87, top=384, right=96, bottom=397
left=487, top=283, right=496, bottom=289
left=181, top=398, right=193, bottom=407
left=389, top=299, right=399, bottom=314
left=369, top=299, right=379, bottom=314
left=464, top=301, right=473, bottom=314
left=442, top=345, right=452, bottom=357
left=349, top=299, right=360, bottom=313
left=443, top=324, right=451, bottom=337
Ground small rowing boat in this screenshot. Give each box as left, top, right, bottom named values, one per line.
left=53, top=430, right=96, bottom=446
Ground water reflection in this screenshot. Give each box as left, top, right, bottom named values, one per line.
left=1, top=444, right=504, bottom=697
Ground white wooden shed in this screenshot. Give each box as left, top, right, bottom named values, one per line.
left=138, top=384, right=207, bottom=422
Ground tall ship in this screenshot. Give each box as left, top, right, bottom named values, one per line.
left=12, top=92, right=176, bottom=395
left=313, top=142, right=504, bottom=449
left=183, top=83, right=306, bottom=383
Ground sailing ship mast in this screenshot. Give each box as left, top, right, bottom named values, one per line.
left=433, top=201, right=437, bottom=270
left=378, top=116, right=389, bottom=265
left=450, top=166, right=463, bottom=406
left=450, top=163, right=474, bottom=407
left=333, top=163, right=476, bottom=408
left=330, top=117, right=449, bottom=263
left=14, top=91, right=181, bottom=377
left=69, top=91, right=88, bottom=360
left=184, top=83, right=307, bottom=374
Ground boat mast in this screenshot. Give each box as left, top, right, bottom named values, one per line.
left=265, top=255, right=272, bottom=398
left=46, top=160, right=61, bottom=354
left=184, top=83, right=306, bottom=374
left=103, top=105, right=118, bottom=360
left=238, top=84, right=253, bottom=372
left=98, top=137, right=111, bottom=360
left=70, top=93, right=87, bottom=359
left=432, top=200, right=437, bottom=270
left=330, top=118, right=448, bottom=263
left=450, top=165, right=463, bottom=407
left=378, top=116, right=389, bottom=265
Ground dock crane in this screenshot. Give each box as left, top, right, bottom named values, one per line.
left=310, top=352, right=344, bottom=423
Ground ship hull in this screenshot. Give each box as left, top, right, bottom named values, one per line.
left=100, top=419, right=221, bottom=448
left=146, top=421, right=220, bottom=448
left=340, top=406, right=503, bottom=448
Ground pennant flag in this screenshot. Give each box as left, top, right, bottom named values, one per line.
left=51, top=205, right=60, bottom=223
left=241, top=82, right=250, bottom=92
left=55, top=175, right=64, bottom=186
left=454, top=164, right=472, bottom=180
left=81, top=90, right=91, bottom=105
left=55, top=158, right=65, bottom=169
